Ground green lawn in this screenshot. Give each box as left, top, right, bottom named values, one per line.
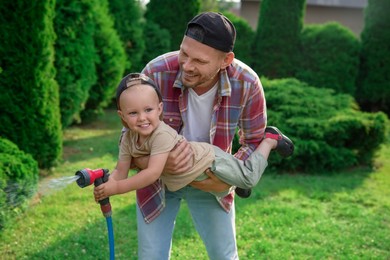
left=1, top=109, right=389, bottom=259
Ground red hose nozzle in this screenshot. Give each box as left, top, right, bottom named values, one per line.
left=75, top=168, right=112, bottom=217
left=75, top=168, right=109, bottom=188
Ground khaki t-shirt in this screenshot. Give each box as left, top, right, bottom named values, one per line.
left=119, top=121, right=215, bottom=191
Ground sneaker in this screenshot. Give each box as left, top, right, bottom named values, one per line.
left=265, top=126, right=294, bottom=157
left=235, top=187, right=251, bottom=198
left=236, top=127, right=294, bottom=199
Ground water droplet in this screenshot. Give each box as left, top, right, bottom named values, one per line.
left=38, top=175, right=80, bottom=196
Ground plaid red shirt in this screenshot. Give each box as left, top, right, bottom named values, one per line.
left=135, top=51, right=267, bottom=223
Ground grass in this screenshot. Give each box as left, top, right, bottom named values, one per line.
left=1, top=109, right=389, bottom=259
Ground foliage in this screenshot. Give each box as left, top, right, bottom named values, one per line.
left=252, top=0, right=305, bottom=78
left=356, top=0, right=390, bottom=115
left=145, top=0, right=200, bottom=51
left=141, top=22, right=171, bottom=67
left=200, top=0, right=218, bottom=12
left=0, top=138, right=38, bottom=230
left=54, top=0, right=98, bottom=128
left=224, top=12, right=256, bottom=66
left=297, top=22, right=360, bottom=96
left=0, top=0, right=62, bottom=168
left=108, top=0, right=146, bottom=73
left=262, top=77, right=388, bottom=172
left=81, top=0, right=126, bottom=122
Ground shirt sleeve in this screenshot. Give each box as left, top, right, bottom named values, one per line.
left=149, top=125, right=181, bottom=156
left=235, top=79, right=267, bottom=160
left=118, top=131, right=132, bottom=162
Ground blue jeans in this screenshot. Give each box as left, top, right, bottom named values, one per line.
left=137, top=186, right=238, bottom=259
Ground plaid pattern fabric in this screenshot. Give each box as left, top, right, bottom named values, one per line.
left=136, top=179, right=165, bottom=223
left=134, top=51, right=266, bottom=223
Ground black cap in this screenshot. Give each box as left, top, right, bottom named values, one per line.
left=116, top=73, right=162, bottom=110
left=185, top=12, right=236, bottom=53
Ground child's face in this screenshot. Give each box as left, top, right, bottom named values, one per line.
left=118, top=84, right=163, bottom=139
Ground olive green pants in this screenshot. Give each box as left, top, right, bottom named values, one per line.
left=196, top=146, right=268, bottom=198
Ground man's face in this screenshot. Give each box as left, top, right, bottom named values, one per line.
left=178, top=36, right=227, bottom=91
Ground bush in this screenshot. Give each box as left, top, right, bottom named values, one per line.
left=108, top=0, right=145, bottom=73
left=0, top=138, right=39, bottom=230
left=356, top=0, right=390, bottom=115
left=252, top=0, right=305, bottom=78
left=141, top=22, right=171, bottom=66
left=145, top=0, right=200, bottom=51
left=81, top=0, right=126, bottom=122
left=224, top=12, right=255, bottom=66
left=297, top=22, right=360, bottom=95
left=54, top=0, right=98, bottom=128
left=0, top=0, right=63, bottom=168
left=262, top=77, right=388, bottom=172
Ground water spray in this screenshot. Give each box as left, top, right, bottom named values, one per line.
left=75, top=168, right=115, bottom=259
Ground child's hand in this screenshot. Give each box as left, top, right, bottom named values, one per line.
left=93, top=177, right=118, bottom=202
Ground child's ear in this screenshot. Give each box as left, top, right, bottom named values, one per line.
left=117, top=110, right=123, bottom=118
left=158, top=102, right=163, bottom=114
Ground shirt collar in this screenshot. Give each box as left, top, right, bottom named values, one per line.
left=174, top=69, right=232, bottom=97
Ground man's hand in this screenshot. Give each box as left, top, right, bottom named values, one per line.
left=164, top=139, right=193, bottom=174
left=190, top=170, right=231, bottom=193
left=132, top=139, right=193, bottom=174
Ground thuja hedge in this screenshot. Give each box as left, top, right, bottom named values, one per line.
left=0, top=0, right=62, bottom=168
left=141, top=22, right=171, bottom=68
left=0, top=138, right=39, bottom=230
left=233, top=78, right=388, bottom=173
left=252, top=0, right=305, bottom=79
left=225, top=12, right=256, bottom=66
left=109, top=0, right=145, bottom=73
left=54, top=0, right=98, bottom=128
left=263, top=78, right=388, bottom=172
left=297, top=22, right=360, bottom=96
left=356, top=0, right=390, bottom=115
left=145, top=0, right=200, bottom=51
left=81, top=0, right=126, bottom=121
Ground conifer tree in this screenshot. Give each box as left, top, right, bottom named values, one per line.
left=251, top=0, right=305, bottom=78
left=0, top=0, right=62, bottom=168
left=54, top=0, right=98, bottom=127
left=356, top=0, right=390, bottom=114
left=145, top=0, right=200, bottom=50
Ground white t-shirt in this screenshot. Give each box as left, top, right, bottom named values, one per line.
left=182, top=84, right=218, bottom=143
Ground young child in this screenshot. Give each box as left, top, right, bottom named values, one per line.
left=94, top=73, right=294, bottom=201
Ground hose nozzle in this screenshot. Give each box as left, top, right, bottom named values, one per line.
left=75, top=168, right=112, bottom=217
left=75, top=168, right=109, bottom=188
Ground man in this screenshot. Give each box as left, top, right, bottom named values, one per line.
left=136, top=12, right=266, bottom=259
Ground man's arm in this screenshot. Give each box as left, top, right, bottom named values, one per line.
left=132, top=139, right=194, bottom=174
left=189, top=170, right=231, bottom=192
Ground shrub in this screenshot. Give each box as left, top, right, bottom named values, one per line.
left=252, top=0, right=305, bottom=78
left=108, top=0, right=145, bottom=73
left=356, top=0, right=390, bottom=115
left=297, top=22, right=360, bottom=96
left=81, top=0, right=126, bottom=121
left=0, top=138, right=39, bottom=230
left=145, top=0, right=200, bottom=51
left=54, top=0, right=98, bottom=128
left=0, top=0, right=62, bottom=168
left=262, top=77, right=388, bottom=172
left=141, top=22, right=171, bottom=66
left=224, top=12, right=256, bottom=66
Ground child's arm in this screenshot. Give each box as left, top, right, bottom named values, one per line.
left=94, top=152, right=169, bottom=200
left=93, top=158, right=131, bottom=202
left=110, top=159, right=132, bottom=181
